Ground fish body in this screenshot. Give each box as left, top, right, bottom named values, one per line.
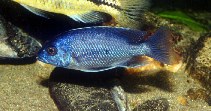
left=37, top=26, right=174, bottom=72
left=12, top=0, right=150, bottom=28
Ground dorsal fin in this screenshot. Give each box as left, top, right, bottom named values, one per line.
left=102, top=27, right=148, bottom=45
left=68, top=26, right=148, bottom=44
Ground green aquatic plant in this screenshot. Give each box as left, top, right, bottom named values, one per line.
left=157, top=11, right=207, bottom=31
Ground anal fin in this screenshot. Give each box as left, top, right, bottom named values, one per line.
left=123, top=56, right=152, bottom=68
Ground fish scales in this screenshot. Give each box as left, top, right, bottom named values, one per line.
left=70, top=36, right=133, bottom=70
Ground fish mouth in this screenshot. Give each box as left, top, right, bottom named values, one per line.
left=36, top=52, right=58, bottom=66
left=36, top=51, right=49, bottom=64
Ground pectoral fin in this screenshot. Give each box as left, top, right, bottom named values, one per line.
left=21, top=4, right=49, bottom=18
left=69, top=11, right=111, bottom=23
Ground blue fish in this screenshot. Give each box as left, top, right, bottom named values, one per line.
left=37, top=26, right=174, bottom=72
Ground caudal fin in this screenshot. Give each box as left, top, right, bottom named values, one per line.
left=145, top=27, right=180, bottom=65
left=118, top=0, right=150, bottom=28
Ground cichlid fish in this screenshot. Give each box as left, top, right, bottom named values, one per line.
left=12, top=0, right=150, bottom=28
left=37, top=26, right=175, bottom=72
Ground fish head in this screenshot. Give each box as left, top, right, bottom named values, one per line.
left=37, top=39, right=72, bottom=68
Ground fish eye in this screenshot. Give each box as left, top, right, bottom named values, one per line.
left=46, top=46, right=57, bottom=56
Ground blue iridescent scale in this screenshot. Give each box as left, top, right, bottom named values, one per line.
left=60, top=27, right=147, bottom=71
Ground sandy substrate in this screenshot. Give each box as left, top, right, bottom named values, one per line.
left=123, top=65, right=211, bottom=111
left=0, top=61, right=58, bottom=111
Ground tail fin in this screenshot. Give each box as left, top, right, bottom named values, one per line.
left=118, top=0, right=150, bottom=28
left=145, top=27, right=179, bottom=65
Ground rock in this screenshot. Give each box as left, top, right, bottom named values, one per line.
left=133, top=98, right=169, bottom=111
left=49, top=68, right=122, bottom=111
left=187, top=88, right=211, bottom=106
left=50, top=82, right=118, bottom=111
left=111, top=86, right=129, bottom=111
left=0, top=16, right=17, bottom=58
left=0, top=15, right=41, bottom=58
left=186, top=33, right=211, bottom=105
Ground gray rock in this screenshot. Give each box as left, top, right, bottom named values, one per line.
left=0, top=15, right=41, bottom=58
left=49, top=68, right=123, bottom=111
left=133, top=98, right=169, bottom=111
left=112, top=86, right=130, bottom=111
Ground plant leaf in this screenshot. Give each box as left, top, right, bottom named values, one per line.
left=157, top=11, right=207, bottom=31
